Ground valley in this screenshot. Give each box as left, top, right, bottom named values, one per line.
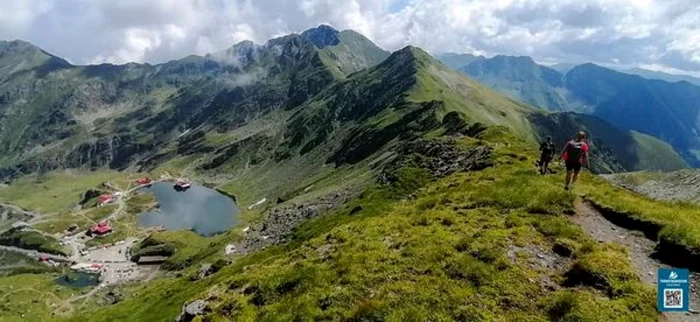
left=1, top=24, right=700, bottom=321
left=438, top=53, right=700, bottom=167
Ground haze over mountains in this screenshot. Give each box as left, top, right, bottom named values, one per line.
left=438, top=53, right=700, bottom=167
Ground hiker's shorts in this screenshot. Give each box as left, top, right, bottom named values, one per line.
left=540, top=152, right=553, bottom=163
left=565, top=160, right=582, bottom=172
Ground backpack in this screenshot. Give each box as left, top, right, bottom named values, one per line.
left=566, top=141, right=584, bottom=162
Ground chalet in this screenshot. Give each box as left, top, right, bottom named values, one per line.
left=136, top=177, right=152, bottom=185
left=98, top=194, right=114, bottom=206
left=91, top=222, right=112, bottom=236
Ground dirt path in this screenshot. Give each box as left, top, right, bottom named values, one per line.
left=573, top=202, right=700, bottom=321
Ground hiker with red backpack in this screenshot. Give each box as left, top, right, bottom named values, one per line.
left=561, top=131, right=590, bottom=190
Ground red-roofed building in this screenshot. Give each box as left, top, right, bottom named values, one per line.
left=39, top=254, right=48, bottom=262
left=91, top=221, right=112, bottom=235
left=98, top=194, right=114, bottom=206
left=136, top=177, right=152, bottom=185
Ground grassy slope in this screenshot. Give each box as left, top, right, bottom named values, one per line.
left=1, top=45, right=693, bottom=321
left=409, top=49, right=535, bottom=140
left=0, top=230, right=68, bottom=256
left=629, top=131, right=688, bottom=170
left=582, top=174, right=700, bottom=258
left=528, top=112, right=688, bottom=173
left=0, top=250, right=57, bottom=277
left=67, top=130, right=658, bottom=322
left=0, top=170, right=126, bottom=213
left=0, top=273, right=77, bottom=321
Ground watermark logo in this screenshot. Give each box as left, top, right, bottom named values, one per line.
left=669, top=271, right=678, bottom=280
left=658, top=268, right=690, bottom=312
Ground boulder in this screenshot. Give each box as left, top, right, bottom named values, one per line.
left=175, top=300, right=209, bottom=322
left=192, top=263, right=214, bottom=281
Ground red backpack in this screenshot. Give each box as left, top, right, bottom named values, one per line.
left=566, top=141, right=584, bottom=162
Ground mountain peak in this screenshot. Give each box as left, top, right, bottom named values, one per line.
left=0, top=39, right=70, bottom=78
left=301, top=24, right=340, bottom=48
left=391, top=46, right=431, bottom=61
left=1, top=39, right=49, bottom=57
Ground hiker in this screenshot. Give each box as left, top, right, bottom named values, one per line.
left=561, top=131, right=590, bottom=190
left=538, top=136, right=555, bottom=175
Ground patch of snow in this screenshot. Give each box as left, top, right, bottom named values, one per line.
left=178, top=129, right=192, bottom=138
left=247, top=198, right=267, bottom=210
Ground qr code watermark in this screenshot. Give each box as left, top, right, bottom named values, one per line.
left=664, top=289, right=683, bottom=309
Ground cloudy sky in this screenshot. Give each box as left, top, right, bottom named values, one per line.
left=1, top=0, right=699, bottom=76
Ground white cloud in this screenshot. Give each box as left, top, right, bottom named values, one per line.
left=1, top=0, right=699, bottom=74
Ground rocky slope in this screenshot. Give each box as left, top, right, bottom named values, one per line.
left=1, top=27, right=693, bottom=322
left=0, top=25, right=389, bottom=181
left=603, top=170, right=700, bottom=203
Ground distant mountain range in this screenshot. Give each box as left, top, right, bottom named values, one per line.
left=438, top=53, right=700, bottom=166
left=622, top=68, right=700, bottom=86
left=0, top=26, right=689, bottom=187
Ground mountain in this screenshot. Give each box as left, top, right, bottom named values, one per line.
left=435, top=52, right=485, bottom=70
left=567, top=63, right=700, bottom=166
left=440, top=54, right=700, bottom=166
left=460, top=55, right=572, bottom=111
left=623, top=68, right=700, bottom=86
left=0, top=28, right=687, bottom=188
left=529, top=112, right=688, bottom=173
left=549, top=62, right=577, bottom=74
left=0, top=40, right=71, bottom=80
left=0, top=25, right=390, bottom=181
left=0, top=28, right=682, bottom=322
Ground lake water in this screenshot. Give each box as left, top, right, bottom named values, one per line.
left=56, top=272, right=100, bottom=288
left=137, top=182, right=237, bottom=236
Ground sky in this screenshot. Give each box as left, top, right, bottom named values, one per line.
left=1, top=0, right=699, bottom=76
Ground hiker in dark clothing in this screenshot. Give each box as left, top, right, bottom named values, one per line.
left=561, top=131, right=590, bottom=190
left=538, top=136, right=556, bottom=175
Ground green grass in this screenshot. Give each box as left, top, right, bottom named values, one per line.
left=0, top=170, right=125, bottom=213
left=629, top=131, right=689, bottom=170
left=130, top=230, right=229, bottom=271
left=581, top=174, right=700, bottom=254
left=0, top=230, right=68, bottom=256
left=65, top=133, right=657, bottom=321
left=0, top=273, right=77, bottom=321
left=0, top=250, right=58, bottom=277
left=34, top=204, right=118, bottom=235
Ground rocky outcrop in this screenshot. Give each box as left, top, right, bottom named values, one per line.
left=192, top=263, right=214, bottom=281
left=0, top=203, right=35, bottom=225
left=379, top=138, right=493, bottom=184
left=78, top=189, right=108, bottom=207
left=0, top=133, right=155, bottom=181
left=175, top=300, right=209, bottom=322
left=235, top=191, right=355, bottom=254
left=603, top=170, right=700, bottom=203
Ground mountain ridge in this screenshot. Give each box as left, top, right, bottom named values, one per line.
left=0, top=27, right=689, bottom=322
left=0, top=27, right=687, bottom=185
left=439, top=53, right=700, bottom=166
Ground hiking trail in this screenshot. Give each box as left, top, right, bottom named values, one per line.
left=572, top=201, right=700, bottom=322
